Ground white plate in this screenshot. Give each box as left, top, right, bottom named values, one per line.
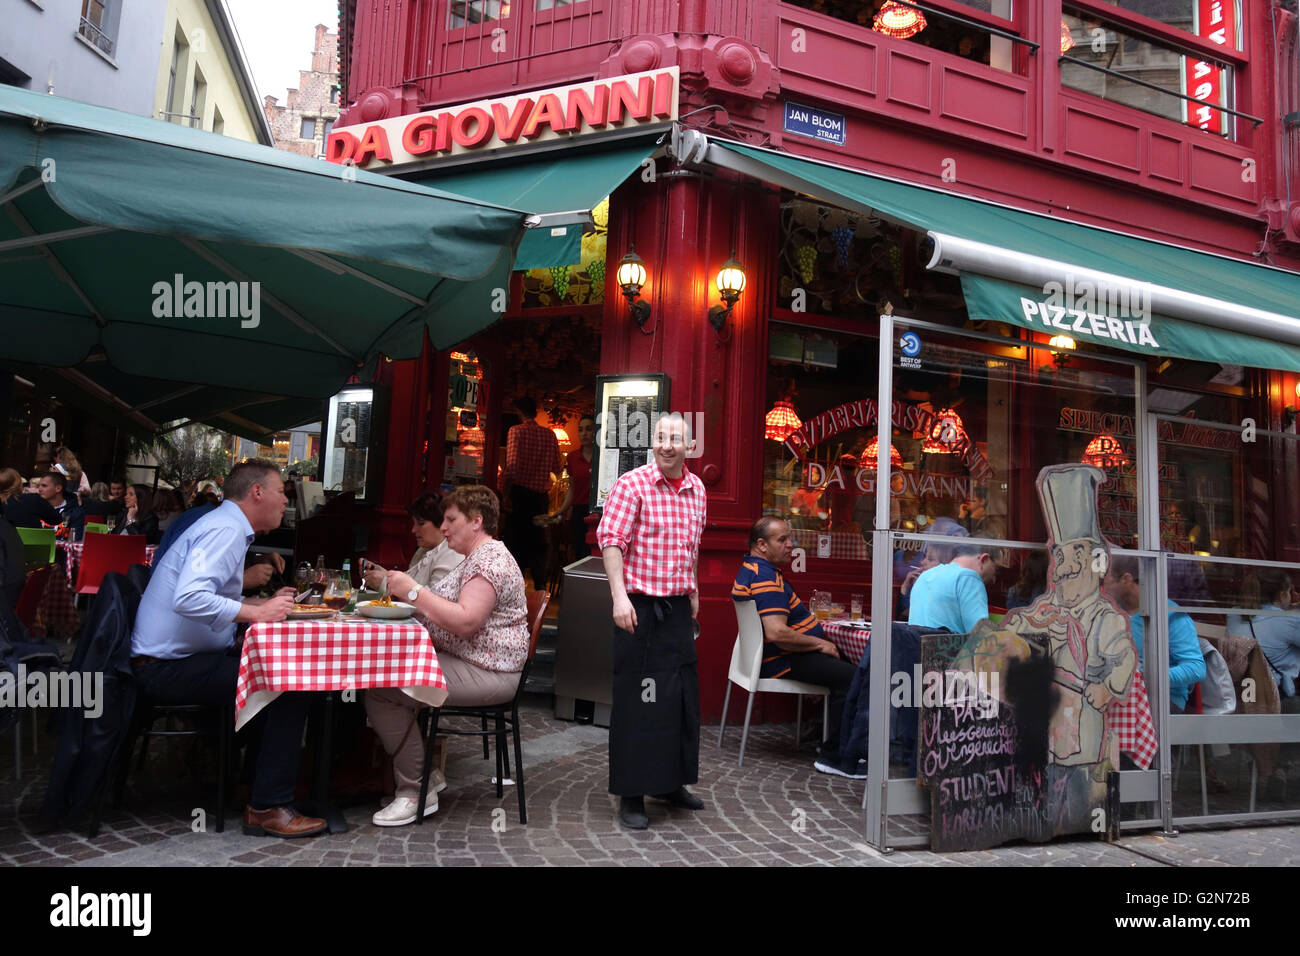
left=356, top=601, right=416, bottom=620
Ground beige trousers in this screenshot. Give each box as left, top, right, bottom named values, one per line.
left=365, top=652, right=522, bottom=799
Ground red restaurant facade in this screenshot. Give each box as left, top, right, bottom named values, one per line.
left=333, top=0, right=1300, bottom=842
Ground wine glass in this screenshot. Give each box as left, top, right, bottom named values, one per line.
left=323, top=571, right=352, bottom=612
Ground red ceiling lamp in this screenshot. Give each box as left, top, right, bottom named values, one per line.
left=859, top=437, right=904, bottom=470
left=873, top=0, right=928, bottom=39
left=552, top=426, right=572, bottom=449
left=920, top=407, right=968, bottom=454
left=764, top=398, right=802, bottom=441
left=1060, top=20, right=1076, bottom=54
left=1082, top=433, right=1129, bottom=469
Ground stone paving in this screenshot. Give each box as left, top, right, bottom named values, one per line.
left=2, top=700, right=1298, bottom=866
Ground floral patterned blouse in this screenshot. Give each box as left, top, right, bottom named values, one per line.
left=423, top=538, right=528, bottom=672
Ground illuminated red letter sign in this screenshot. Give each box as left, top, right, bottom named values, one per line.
left=354, top=125, right=393, bottom=165
left=326, top=130, right=359, bottom=164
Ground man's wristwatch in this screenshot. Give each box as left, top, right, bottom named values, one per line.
left=407, top=584, right=423, bottom=602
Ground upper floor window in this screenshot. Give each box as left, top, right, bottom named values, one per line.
left=783, top=0, right=1021, bottom=73
left=79, top=0, right=116, bottom=57
left=1062, top=8, right=1237, bottom=136
left=302, top=117, right=317, bottom=140
left=448, top=0, right=511, bottom=28
left=1095, top=0, right=1242, bottom=50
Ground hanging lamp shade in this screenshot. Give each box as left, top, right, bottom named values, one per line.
left=764, top=399, right=802, bottom=441
left=1060, top=20, right=1076, bottom=54
left=1082, top=433, right=1129, bottom=469
left=860, top=437, right=903, bottom=470
left=921, top=407, right=967, bottom=454
left=873, top=0, right=928, bottom=39
left=552, top=426, right=571, bottom=446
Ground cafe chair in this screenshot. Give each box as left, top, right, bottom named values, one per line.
left=719, top=599, right=830, bottom=767
left=17, top=526, right=56, bottom=570
left=76, top=533, right=146, bottom=596
left=415, top=588, right=550, bottom=826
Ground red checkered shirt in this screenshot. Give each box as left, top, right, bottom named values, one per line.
left=596, top=462, right=706, bottom=596
left=505, top=419, right=563, bottom=493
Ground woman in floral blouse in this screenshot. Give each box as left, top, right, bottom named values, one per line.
left=365, top=484, right=528, bottom=827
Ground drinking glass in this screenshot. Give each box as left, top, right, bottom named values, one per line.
left=294, top=562, right=314, bottom=597
left=323, top=572, right=352, bottom=612
left=813, top=590, right=831, bottom=621
left=850, top=594, right=864, bottom=621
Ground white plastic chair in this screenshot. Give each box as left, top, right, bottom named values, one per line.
left=718, top=600, right=831, bottom=766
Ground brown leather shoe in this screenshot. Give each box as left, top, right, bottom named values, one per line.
left=241, top=805, right=328, bottom=838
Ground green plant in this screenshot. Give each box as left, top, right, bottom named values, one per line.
left=135, top=423, right=232, bottom=491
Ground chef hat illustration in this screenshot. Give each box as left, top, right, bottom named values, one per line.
left=1036, top=463, right=1106, bottom=546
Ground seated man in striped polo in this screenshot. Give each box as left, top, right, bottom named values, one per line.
left=732, top=516, right=862, bottom=778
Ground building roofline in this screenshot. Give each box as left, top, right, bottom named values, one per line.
left=205, top=0, right=275, bottom=145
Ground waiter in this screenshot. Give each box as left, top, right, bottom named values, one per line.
left=598, top=411, right=707, bottom=830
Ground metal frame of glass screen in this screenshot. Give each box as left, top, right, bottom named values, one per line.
left=1152, top=414, right=1300, bottom=828
left=865, top=313, right=1158, bottom=850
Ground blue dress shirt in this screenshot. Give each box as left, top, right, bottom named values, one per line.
left=131, top=500, right=254, bottom=659
left=1129, top=600, right=1206, bottom=710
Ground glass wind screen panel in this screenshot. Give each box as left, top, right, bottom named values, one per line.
left=890, top=325, right=1139, bottom=550
left=1062, top=10, right=1235, bottom=135
left=448, top=0, right=511, bottom=28
left=1095, top=0, right=1242, bottom=50
left=1156, top=418, right=1300, bottom=569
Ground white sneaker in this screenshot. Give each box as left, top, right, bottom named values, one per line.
left=431, top=769, right=447, bottom=794
left=372, top=795, right=437, bottom=827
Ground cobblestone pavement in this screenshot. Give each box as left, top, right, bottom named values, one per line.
left=2, top=701, right=1297, bottom=866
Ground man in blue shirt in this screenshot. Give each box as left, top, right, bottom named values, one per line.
left=131, top=459, right=324, bottom=838
left=907, top=543, right=997, bottom=634
left=1103, top=555, right=1205, bottom=712
left=731, top=517, right=862, bottom=778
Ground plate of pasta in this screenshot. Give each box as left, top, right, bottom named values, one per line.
left=356, top=594, right=416, bottom=620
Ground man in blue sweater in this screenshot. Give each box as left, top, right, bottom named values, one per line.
left=1104, top=555, right=1205, bottom=712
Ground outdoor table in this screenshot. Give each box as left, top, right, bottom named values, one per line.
left=819, top=618, right=1158, bottom=769
left=822, top=617, right=870, bottom=665
left=235, top=613, right=449, bottom=832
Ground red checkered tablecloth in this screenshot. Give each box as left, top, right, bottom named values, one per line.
left=823, top=619, right=871, bottom=665
left=1111, top=669, right=1158, bottom=769
left=57, top=540, right=157, bottom=587
left=235, top=616, right=449, bottom=731
left=790, top=529, right=871, bottom=562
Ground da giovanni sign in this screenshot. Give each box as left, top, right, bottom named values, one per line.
left=326, top=68, right=679, bottom=170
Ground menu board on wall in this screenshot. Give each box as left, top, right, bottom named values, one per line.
left=592, top=373, right=671, bottom=511
left=324, top=387, right=374, bottom=500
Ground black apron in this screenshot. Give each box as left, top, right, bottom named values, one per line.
left=609, top=593, right=700, bottom=796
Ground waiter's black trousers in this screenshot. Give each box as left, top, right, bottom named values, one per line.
left=609, top=593, right=700, bottom=797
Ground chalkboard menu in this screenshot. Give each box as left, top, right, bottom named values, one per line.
left=918, top=625, right=1118, bottom=851
left=592, top=374, right=671, bottom=511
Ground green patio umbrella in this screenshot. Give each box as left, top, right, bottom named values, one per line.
left=0, top=86, right=528, bottom=422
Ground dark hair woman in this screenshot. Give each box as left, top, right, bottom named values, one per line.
left=1006, top=550, right=1049, bottom=610
left=116, top=483, right=162, bottom=544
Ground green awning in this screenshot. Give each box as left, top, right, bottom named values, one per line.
left=409, top=140, right=659, bottom=270
left=0, top=85, right=527, bottom=408
left=709, top=142, right=1300, bottom=372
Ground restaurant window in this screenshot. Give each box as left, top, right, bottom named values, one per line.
left=519, top=197, right=607, bottom=309
left=780, top=0, right=1020, bottom=73
left=776, top=198, right=922, bottom=324
left=1062, top=8, right=1237, bottom=136
left=446, top=351, right=487, bottom=484
left=448, top=0, right=511, bottom=28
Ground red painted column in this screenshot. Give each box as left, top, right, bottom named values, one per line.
left=602, top=164, right=781, bottom=721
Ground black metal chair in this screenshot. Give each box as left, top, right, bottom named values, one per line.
left=415, top=588, right=549, bottom=825
left=92, top=564, right=235, bottom=837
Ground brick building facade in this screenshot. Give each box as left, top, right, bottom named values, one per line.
left=263, top=23, right=339, bottom=158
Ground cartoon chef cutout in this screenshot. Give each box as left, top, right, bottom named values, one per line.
left=964, top=464, right=1138, bottom=823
